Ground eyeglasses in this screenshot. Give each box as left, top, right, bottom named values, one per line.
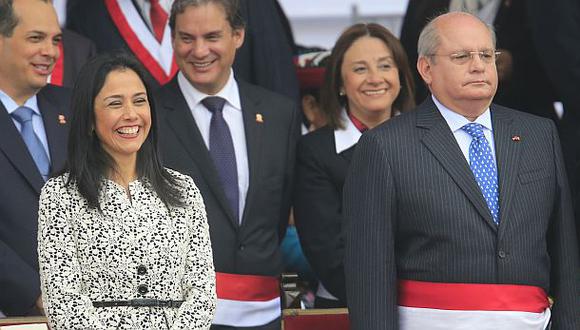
left=428, top=50, right=501, bottom=65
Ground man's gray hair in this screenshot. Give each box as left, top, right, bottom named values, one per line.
left=0, top=0, right=51, bottom=37
left=417, top=12, right=497, bottom=61
left=0, top=0, right=19, bottom=37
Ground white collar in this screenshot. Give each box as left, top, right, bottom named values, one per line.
left=177, top=69, right=241, bottom=111
left=334, top=108, right=362, bottom=154
left=432, top=95, right=493, bottom=133
left=0, top=90, right=40, bottom=116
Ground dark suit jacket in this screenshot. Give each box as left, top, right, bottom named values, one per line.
left=155, top=77, right=299, bottom=277
left=400, top=0, right=557, bottom=119
left=527, top=0, right=580, bottom=246
left=0, top=85, right=71, bottom=315
left=293, top=126, right=355, bottom=305
left=343, top=98, right=580, bottom=329
left=234, top=0, right=300, bottom=103
left=61, top=29, right=96, bottom=88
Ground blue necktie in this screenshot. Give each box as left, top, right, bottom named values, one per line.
left=11, top=106, right=50, bottom=181
left=203, top=97, right=239, bottom=222
left=461, top=123, right=500, bottom=224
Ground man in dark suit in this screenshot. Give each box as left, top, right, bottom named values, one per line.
left=527, top=0, right=580, bottom=250
left=344, top=12, right=579, bottom=330
left=400, top=0, right=557, bottom=121
left=0, top=0, right=70, bottom=316
left=156, top=1, right=299, bottom=329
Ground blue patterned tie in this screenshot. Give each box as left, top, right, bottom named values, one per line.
left=11, top=106, right=50, bottom=181
left=461, top=123, right=500, bottom=224
left=203, top=97, right=239, bottom=222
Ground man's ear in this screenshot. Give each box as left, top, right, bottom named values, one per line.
left=233, top=28, right=245, bottom=49
left=417, top=56, right=433, bottom=86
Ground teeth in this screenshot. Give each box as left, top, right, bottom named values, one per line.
left=117, top=126, right=139, bottom=134
left=363, top=89, right=386, bottom=96
left=193, top=61, right=213, bottom=68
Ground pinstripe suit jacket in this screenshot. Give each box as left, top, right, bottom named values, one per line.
left=343, top=98, right=580, bottom=329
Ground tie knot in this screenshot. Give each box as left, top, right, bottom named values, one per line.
left=11, top=106, right=35, bottom=124
left=202, top=97, right=226, bottom=114
left=461, top=123, right=485, bottom=139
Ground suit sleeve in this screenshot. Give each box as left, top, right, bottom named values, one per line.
left=37, top=180, right=108, bottom=329
left=279, top=101, right=301, bottom=241
left=343, top=132, right=398, bottom=330
left=546, top=121, right=580, bottom=330
left=0, top=241, right=40, bottom=315
left=293, top=137, right=346, bottom=302
left=170, top=181, right=216, bottom=329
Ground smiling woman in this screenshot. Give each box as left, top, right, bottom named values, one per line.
left=36, top=53, right=216, bottom=329
left=293, top=23, right=415, bottom=308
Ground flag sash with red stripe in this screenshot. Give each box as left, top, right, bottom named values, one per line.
left=216, top=272, right=279, bottom=301
left=104, top=0, right=177, bottom=85
left=398, top=279, right=549, bottom=313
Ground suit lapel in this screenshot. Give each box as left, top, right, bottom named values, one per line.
left=417, top=99, right=497, bottom=230
left=38, top=88, right=69, bottom=176
left=0, top=100, right=44, bottom=193
left=238, top=82, right=264, bottom=225
left=490, top=105, right=520, bottom=239
left=162, top=79, right=238, bottom=226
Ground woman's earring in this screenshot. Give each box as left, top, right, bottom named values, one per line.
left=339, top=90, right=345, bottom=96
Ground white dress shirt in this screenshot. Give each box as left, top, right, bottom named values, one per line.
left=0, top=90, right=51, bottom=162
left=432, top=95, right=497, bottom=164
left=177, top=70, right=249, bottom=223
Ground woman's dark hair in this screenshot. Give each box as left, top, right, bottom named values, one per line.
left=321, top=23, right=416, bottom=129
left=64, top=53, right=183, bottom=209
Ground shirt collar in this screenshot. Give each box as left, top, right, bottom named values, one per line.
left=177, top=69, right=241, bottom=111
left=432, top=95, right=493, bottom=133
left=334, top=108, right=362, bottom=154
left=0, top=89, right=41, bottom=117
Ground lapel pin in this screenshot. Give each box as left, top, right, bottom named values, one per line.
left=511, top=135, right=520, bottom=142
left=255, top=113, right=264, bottom=124
left=58, top=114, right=66, bottom=125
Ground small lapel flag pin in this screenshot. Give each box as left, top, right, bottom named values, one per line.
left=255, top=113, right=264, bottom=123
left=511, top=135, right=520, bottom=142
left=58, top=114, right=66, bottom=125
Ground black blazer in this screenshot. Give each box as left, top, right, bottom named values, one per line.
left=0, top=85, right=71, bottom=315
left=343, top=98, right=580, bottom=329
left=293, top=126, right=356, bottom=305
left=155, top=77, right=299, bottom=277
left=61, top=29, right=97, bottom=89
left=400, top=0, right=557, bottom=120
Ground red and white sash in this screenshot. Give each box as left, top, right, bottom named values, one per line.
left=397, top=280, right=551, bottom=330
left=104, top=0, right=177, bottom=85
left=213, top=272, right=281, bottom=327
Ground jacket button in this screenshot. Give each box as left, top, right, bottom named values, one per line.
left=138, top=284, right=148, bottom=295
left=238, top=244, right=245, bottom=251
left=137, top=265, right=147, bottom=275
left=498, top=250, right=506, bottom=259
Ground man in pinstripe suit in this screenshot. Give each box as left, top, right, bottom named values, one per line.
left=343, top=12, right=579, bottom=330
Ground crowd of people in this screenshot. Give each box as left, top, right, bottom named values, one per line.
left=0, top=0, right=578, bottom=329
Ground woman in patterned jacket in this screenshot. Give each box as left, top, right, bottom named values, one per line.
left=37, top=53, right=216, bottom=329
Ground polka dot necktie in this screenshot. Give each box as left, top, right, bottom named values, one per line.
left=462, top=123, right=500, bottom=224
left=202, top=96, right=239, bottom=223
